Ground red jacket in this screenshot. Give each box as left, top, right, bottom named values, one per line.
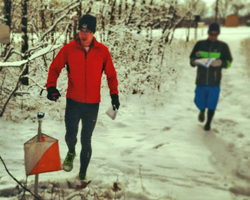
left=47, top=37, right=118, bottom=103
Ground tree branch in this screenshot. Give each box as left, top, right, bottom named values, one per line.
left=39, top=2, right=80, bottom=42
left=2, top=45, right=14, bottom=62
left=0, top=156, right=42, bottom=200
left=12, top=49, right=24, bottom=58
left=21, top=75, right=46, bottom=90
left=54, top=0, right=79, bottom=15
left=0, top=63, right=27, bottom=116
left=0, top=44, right=62, bottom=68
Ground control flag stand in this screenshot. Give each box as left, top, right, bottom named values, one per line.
left=34, top=112, right=44, bottom=198
left=24, top=112, right=61, bottom=199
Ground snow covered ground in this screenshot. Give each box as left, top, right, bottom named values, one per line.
left=0, top=26, right=250, bottom=200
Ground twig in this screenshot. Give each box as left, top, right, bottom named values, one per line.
left=0, top=79, right=21, bottom=116
left=0, top=44, right=62, bottom=68
left=20, top=75, right=46, bottom=90
left=54, top=0, right=79, bottom=15
left=28, top=43, right=47, bottom=55
left=20, top=176, right=28, bottom=200
left=0, top=156, right=42, bottom=200
left=12, top=49, right=24, bottom=58
left=0, top=72, right=7, bottom=96
left=3, top=45, right=14, bottom=62
left=64, top=23, right=72, bottom=45
left=139, top=165, right=146, bottom=191
left=0, top=62, right=29, bottom=116
left=39, top=2, right=80, bottom=42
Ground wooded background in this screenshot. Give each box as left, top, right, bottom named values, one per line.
left=0, top=0, right=249, bottom=118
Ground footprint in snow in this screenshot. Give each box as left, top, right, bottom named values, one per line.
left=136, top=138, right=146, bottom=142
left=211, top=118, right=237, bottom=134
left=229, top=186, right=250, bottom=197
left=237, top=133, right=245, bottom=138
left=153, top=143, right=169, bottom=149
left=115, top=122, right=128, bottom=128
left=212, top=128, right=220, bottom=133
left=235, top=164, right=250, bottom=183
left=162, top=126, right=171, bottom=131
left=120, top=149, right=133, bottom=156
left=123, top=136, right=132, bottom=139
left=217, top=118, right=237, bottom=126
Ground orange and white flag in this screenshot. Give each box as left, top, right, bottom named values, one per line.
left=24, top=134, right=61, bottom=175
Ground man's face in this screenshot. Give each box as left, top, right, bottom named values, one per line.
left=208, top=31, right=219, bottom=42
left=79, top=29, right=94, bottom=46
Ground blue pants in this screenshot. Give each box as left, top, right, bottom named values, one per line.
left=65, top=98, right=99, bottom=175
left=194, top=86, right=220, bottom=111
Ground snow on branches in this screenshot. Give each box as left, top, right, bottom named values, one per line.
left=0, top=0, right=190, bottom=120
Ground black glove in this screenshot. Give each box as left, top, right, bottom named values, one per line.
left=47, top=87, right=61, bottom=101
left=111, top=94, right=120, bottom=110
left=221, top=60, right=228, bottom=68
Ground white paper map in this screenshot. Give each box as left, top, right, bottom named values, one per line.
left=106, top=106, right=118, bottom=120
left=194, top=58, right=216, bottom=68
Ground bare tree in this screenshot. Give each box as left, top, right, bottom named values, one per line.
left=178, top=0, right=202, bottom=42
left=231, top=2, right=245, bottom=15
left=40, top=0, right=46, bottom=30
left=126, top=0, right=136, bottom=26
left=213, top=0, right=245, bottom=23
left=1, top=0, right=192, bottom=117
left=108, top=0, right=117, bottom=37
left=0, top=0, right=81, bottom=117
left=2, top=0, right=11, bottom=59
left=118, top=0, right=123, bottom=20
left=20, top=0, right=29, bottom=85
left=218, top=0, right=232, bottom=24
left=85, top=0, right=93, bottom=14
left=3, top=0, right=11, bottom=29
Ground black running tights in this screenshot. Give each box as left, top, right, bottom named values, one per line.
left=65, top=98, right=99, bottom=176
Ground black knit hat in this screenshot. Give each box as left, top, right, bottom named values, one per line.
left=78, top=14, right=96, bottom=33
left=208, top=22, right=220, bottom=34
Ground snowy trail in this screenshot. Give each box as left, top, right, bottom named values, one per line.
left=89, top=27, right=250, bottom=200
left=0, top=27, right=250, bottom=200
left=90, top=27, right=250, bottom=200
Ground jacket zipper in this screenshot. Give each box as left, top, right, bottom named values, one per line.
left=84, top=46, right=93, bottom=103
left=85, top=52, right=87, bottom=103
left=207, top=42, right=214, bottom=85
left=215, top=71, right=217, bottom=81
left=206, top=66, right=209, bottom=85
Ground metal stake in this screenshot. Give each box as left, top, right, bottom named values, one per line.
left=34, top=112, right=45, bottom=199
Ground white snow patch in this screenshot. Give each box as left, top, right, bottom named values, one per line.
left=0, top=27, right=250, bottom=200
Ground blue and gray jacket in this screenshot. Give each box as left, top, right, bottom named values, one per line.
left=190, top=39, right=233, bottom=86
